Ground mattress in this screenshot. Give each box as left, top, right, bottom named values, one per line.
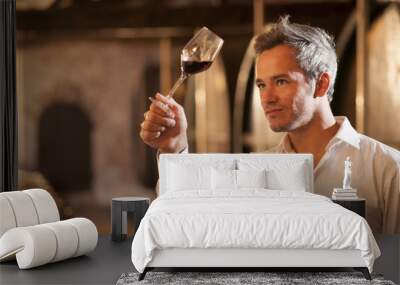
left=131, top=190, right=380, bottom=273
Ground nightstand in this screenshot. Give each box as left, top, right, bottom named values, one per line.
left=111, top=197, right=150, bottom=242
left=332, top=198, right=366, bottom=218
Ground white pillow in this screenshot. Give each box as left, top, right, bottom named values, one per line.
left=211, top=168, right=236, bottom=190
left=267, top=164, right=307, bottom=191
left=238, top=159, right=308, bottom=191
left=211, top=169, right=268, bottom=190
left=168, top=162, right=211, bottom=191
left=236, top=169, right=268, bottom=188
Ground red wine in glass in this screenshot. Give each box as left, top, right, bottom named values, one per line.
left=167, top=27, right=224, bottom=98
left=182, top=60, right=213, bottom=75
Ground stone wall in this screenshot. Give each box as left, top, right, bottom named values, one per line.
left=17, top=37, right=161, bottom=204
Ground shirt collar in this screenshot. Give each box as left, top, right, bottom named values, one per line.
left=278, top=135, right=294, bottom=153
left=329, top=116, right=360, bottom=150
left=276, top=116, right=360, bottom=153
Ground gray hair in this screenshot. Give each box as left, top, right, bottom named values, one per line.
left=254, top=16, right=337, bottom=102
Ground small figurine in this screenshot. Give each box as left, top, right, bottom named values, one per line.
left=332, top=157, right=358, bottom=199
left=342, top=156, right=352, bottom=190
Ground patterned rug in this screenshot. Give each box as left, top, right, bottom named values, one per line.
left=116, top=271, right=396, bottom=285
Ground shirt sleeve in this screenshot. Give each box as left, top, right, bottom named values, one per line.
left=155, top=146, right=189, bottom=196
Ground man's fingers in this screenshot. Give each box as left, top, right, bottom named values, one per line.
left=149, top=98, right=175, bottom=118
left=155, top=93, right=180, bottom=109
left=146, top=111, right=176, bottom=127
left=140, top=129, right=161, bottom=141
left=141, top=121, right=166, bottom=132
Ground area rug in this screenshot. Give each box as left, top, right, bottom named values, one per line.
left=116, top=271, right=396, bottom=285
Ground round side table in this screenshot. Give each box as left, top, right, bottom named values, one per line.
left=111, top=197, right=150, bottom=242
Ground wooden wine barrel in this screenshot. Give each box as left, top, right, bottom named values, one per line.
left=366, top=4, right=400, bottom=149
left=336, top=4, right=400, bottom=150
left=184, top=55, right=231, bottom=153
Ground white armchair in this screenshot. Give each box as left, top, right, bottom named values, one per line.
left=0, top=189, right=98, bottom=269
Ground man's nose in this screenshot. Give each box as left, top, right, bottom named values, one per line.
left=260, top=87, right=278, bottom=103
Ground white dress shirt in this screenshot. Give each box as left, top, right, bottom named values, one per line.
left=266, top=116, right=400, bottom=234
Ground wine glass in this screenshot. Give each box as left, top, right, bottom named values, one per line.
left=167, top=27, right=224, bottom=98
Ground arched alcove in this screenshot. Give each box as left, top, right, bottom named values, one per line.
left=38, top=103, right=92, bottom=193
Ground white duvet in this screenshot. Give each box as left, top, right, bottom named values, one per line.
left=131, top=190, right=380, bottom=273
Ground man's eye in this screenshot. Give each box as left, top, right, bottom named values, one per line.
left=257, top=83, right=266, bottom=90
left=276, top=79, right=288, bottom=86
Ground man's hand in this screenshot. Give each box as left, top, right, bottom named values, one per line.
left=140, top=93, right=188, bottom=153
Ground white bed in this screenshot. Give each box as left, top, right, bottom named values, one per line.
left=131, top=154, right=380, bottom=280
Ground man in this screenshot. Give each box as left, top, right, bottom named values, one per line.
left=140, top=17, right=400, bottom=234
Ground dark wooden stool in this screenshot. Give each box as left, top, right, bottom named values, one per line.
left=111, top=197, right=150, bottom=242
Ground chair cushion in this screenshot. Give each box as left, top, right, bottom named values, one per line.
left=0, top=189, right=60, bottom=239
left=0, top=191, right=39, bottom=228
left=0, top=196, right=17, bottom=237
left=24, top=189, right=60, bottom=224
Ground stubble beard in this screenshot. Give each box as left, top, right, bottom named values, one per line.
left=266, top=103, right=310, bottom=133
left=268, top=114, right=302, bottom=132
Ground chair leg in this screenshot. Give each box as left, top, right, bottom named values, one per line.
left=138, top=268, right=148, bottom=281
left=354, top=267, right=371, bottom=280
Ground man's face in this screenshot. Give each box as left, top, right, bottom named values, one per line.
left=255, top=44, right=316, bottom=132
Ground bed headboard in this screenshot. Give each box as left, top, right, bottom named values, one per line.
left=158, top=153, right=314, bottom=195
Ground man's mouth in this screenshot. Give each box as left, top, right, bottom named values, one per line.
left=265, top=108, right=283, bottom=116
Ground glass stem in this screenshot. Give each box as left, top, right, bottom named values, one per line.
left=167, top=73, right=188, bottom=98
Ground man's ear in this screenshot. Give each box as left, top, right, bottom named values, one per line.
left=314, top=72, right=330, bottom=98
